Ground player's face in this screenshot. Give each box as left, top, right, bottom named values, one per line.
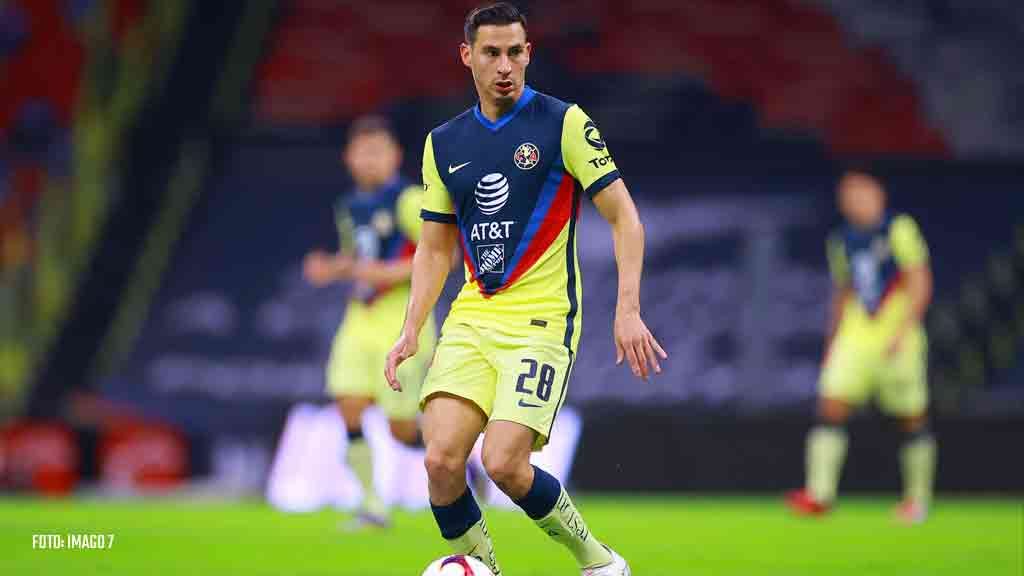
left=838, top=173, right=886, bottom=228
left=344, top=131, right=402, bottom=191
left=460, top=24, right=531, bottom=109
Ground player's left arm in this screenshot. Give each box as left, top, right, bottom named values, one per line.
left=561, top=104, right=667, bottom=380
left=592, top=180, right=668, bottom=381
left=888, top=215, right=933, bottom=355
left=348, top=186, right=421, bottom=287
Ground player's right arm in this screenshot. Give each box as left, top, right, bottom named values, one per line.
left=385, top=133, right=458, bottom=391
left=824, top=232, right=851, bottom=359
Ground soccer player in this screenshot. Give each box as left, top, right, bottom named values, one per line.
left=384, top=4, right=665, bottom=575
left=304, top=116, right=436, bottom=529
left=787, top=169, right=936, bottom=524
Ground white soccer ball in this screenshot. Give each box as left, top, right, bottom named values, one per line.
left=421, top=555, right=495, bottom=576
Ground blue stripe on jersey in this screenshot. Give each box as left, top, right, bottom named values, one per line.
left=472, top=86, right=537, bottom=132
left=421, top=209, right=456, bottom=224
left=501, top=156, right=566, bottom=286
left=563, top=184, right=581, bottom=350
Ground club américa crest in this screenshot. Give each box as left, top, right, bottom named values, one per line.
left=514, top=142, right=540, bottom=170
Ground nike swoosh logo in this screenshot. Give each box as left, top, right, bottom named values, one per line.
left=518, top=399, right=542, bottom=408
left=448, top=161, right=471, bottom=174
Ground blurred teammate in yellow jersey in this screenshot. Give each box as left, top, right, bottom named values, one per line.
left=787, top=169, right=936, bottom=524
left=304, top=116, right=436, bottom=529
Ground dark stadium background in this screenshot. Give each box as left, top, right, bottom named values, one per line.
left=2, top=0, right=1022, bottom=515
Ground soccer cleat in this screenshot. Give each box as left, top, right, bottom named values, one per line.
left=341, top=509, right=391, bottom=532
left=785, top=489, right=832, bottom=517
left=582, top=546, right=630, bottom=576
left=894, top=500, right=928, bottom=525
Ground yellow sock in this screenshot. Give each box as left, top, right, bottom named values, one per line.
left=447, top=517, right=501, bottom=575
left=346, top=438, right=387, bottom=517
left=534, top=487, right=612, bottom=569
left=807, top=425, right=847, bottom=503
left=901, top=434, right=936, bottom=505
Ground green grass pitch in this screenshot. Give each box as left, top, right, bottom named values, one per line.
left=1, top=495, right=1020, bottom=575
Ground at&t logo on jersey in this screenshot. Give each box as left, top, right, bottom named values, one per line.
left=475, top=173, right=510, bottom=215
left=514, top=142, right=540, bottom=170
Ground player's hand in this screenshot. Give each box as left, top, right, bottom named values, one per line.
left=885, top=330, right=906, bottom=359
left=614, top=309, right=667, bottom=381
left=303, top=250, right=335, bottom=287
left=385, top=330, right=419, bottom=392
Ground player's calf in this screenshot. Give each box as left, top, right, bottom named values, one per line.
left=896, top=415, right=935, bottom=522
left=511, top=463, right=617, bottom=570
left=389, top=419, right=424, bottom=449
left=790, top=401, right=851, bottom=514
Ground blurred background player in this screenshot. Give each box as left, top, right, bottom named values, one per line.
left=303, top=116, right=436, bottom=529
left=787, top=169, right=936, bottom=524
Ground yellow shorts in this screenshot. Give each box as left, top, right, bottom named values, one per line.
left=419, top=322, right=574, bottom=450
left=326, top=296, right=436, bottom=421
left=820, top=326, right=928, bottom=416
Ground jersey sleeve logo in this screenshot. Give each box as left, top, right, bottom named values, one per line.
left=583, top=120, right=606, bottom=150
left=514, top=142, right=540, bottom=170
left=475, top=172, right=510, bottom=215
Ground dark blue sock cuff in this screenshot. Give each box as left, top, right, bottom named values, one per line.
left=904, top=425, right=933, bottom=443
left=514, top=465, right=562, bottom=520
left=431, top=488, right=482, bottom=540
left=347, top=428, right=364, bottom=442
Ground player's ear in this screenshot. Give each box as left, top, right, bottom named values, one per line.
left=524, top=41, right=532, bottom=63
left=341, top=144, right=351, bottom=168
left=459, top=42, right=472, bottom=68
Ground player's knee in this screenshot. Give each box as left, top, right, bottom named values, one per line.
left=900, top=413, right=930, bottom=437
left=818, top=398, right=851, bottom=425
left=389, top=420, right=422, bottom=448
left=481, top=448, right=529, bottom=490
left=424, top=445, right=464, bottom=483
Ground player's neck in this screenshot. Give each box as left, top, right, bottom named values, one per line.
left=354, top=174, right=396, bottom=196
left=478, top=89, right=523, bottom=123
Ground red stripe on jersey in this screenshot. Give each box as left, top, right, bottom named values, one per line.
left=396, top=238, right=416, bottom=260
left=494, top=172, right=575, bottom=293
left=871, top=270, right=905, bottom=317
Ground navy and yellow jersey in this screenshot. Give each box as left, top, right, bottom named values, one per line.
left=827, top=212, right=929, bottom=339
left=419, top=86, right=620, bottom=351
left=336, top=176, right=422, bottom=305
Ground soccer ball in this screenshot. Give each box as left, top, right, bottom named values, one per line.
left=421, top=555, right=495, bottom=576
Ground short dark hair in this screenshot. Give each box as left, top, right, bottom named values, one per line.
left=347, top=115, right=395, bottom=144
left=840, top=161, right=882, bottom=182
left=464, top=2, right=527, bottom=45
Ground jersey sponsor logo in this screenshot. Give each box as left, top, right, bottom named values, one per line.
left=470, top=220, right=515, bottom=241
left=583, top=119, right=606, bottom=150
left=448, top=161, right=472, bottom=174
left=371, top=209, right=394, bottom=236
left=872, top=237, right=891, bottom=260
left=587, top=152, right=613, bottom=168
left=475, top=172, right=510, bottom=215
left=513, top=142, right=540, bottom=170
left=353, top=226, right=380, bottom=260
left=476, top=243, right=505, bottom=275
